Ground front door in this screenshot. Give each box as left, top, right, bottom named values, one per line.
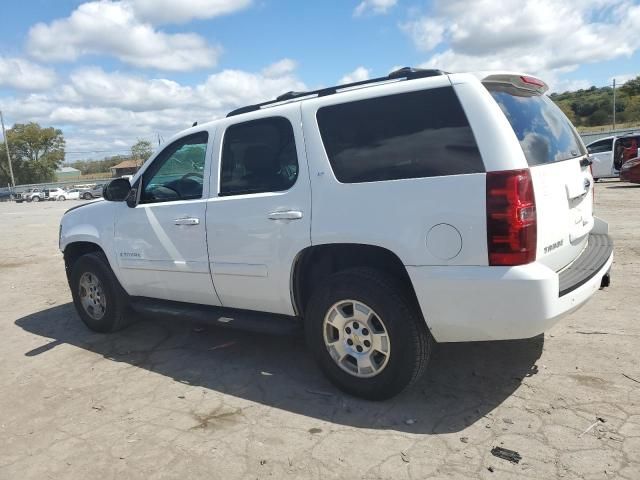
left=205, top=105, right=311, bottom=315
left=587, top=138, right=614, bottom=178
left=114, top=130, right=221, bottom=306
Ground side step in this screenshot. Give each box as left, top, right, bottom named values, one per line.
left=129, top=297, right=303, bottom=336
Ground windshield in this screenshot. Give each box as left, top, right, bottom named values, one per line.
left=486, top=84, right=586, bottom=166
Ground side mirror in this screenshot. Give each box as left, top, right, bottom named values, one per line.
left=103, top=178, right=131, bottom=202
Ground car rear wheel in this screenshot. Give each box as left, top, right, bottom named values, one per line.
left=83, top=192, right=92, bottom=200
left=58, top=196, right=66, bottom=201
left=70, top=252, right=131, bottom=333
left=305, top=267, right=432, bottom=400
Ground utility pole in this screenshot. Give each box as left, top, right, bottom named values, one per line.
left=612, top=78, right=616, bottom=131
left=0, top=110, right=16, bottom=188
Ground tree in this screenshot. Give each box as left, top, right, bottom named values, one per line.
left=557, top=102, right=577, bottom=124
left=620, top=76, right=640, bottom=97
left=588, top=109, right=609, bottom=126
left=131, top=139, right=153, bottom=162
left=0, top=122, right=65, bottom=185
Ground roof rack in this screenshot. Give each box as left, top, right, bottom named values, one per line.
left=226, top=67, right=446, bottom=117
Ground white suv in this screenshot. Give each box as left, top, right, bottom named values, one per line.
left=59, top=68, right=613, bottom=400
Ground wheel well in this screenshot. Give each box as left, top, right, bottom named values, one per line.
left=292, top=244, right=419, bottom=316
left=63, top=242, right=105, bottom=278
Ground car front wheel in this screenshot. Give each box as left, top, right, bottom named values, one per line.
left=83, top=192, right=92, bottom=200
left=32, top=196, right=40, bottom=202
left=70, top=252, right=131, bottom=333
left=305, top=268, right=432, bottom=400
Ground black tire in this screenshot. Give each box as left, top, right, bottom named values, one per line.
left=83, top=192, right=92, bottom=200
left=58, top=196, right=66, bottom=201
left=32, top=196, right=40, bottom=202
left=305, top=268, right=432, bottom=400
left=69, top=252, right=131, bottom=333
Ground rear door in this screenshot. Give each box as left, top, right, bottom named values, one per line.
left=486, top=82, right=593, bottom=271
left=205, top=105, right=311, bottom=315
left=587, top=138, right=614, bottom=178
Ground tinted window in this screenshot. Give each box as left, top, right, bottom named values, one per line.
left=220, top=117, right=298, bottom=196
left=141, top=132, right=208, bottom=203
left=487, top=84, right=586, bottom=166
left=316, top=87, right=483, bottom=183
left=587, top=139, right=613, bottom=154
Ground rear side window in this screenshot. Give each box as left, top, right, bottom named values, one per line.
left=317, top=87, right=484, bottom=183
left=587, top=138, right=613, bottom=154
left=220, top=117, right=298, bottom=196
left=486, top=84, right=586, bottom=166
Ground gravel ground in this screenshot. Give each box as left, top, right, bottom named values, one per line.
left=1, top=181, right=639, bottom=480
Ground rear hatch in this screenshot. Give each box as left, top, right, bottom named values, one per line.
left=484, top=77, right=592, bottom=272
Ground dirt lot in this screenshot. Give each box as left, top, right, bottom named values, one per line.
left=1, top=183, right=639, bottom=480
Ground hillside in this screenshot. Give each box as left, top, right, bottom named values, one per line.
left=550, top=76, right=640, bottom=129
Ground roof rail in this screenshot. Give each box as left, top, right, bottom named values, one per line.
left=226, top=67, right=445, bottom=117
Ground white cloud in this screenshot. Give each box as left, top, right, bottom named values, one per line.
left=340, top=66, right=371, bottom=84
left=404, top=0, right=640, bottom=80
left=197, top=67, right=306, bottom=109
left=65, top=67, right=194, bottom=111
left=400, top=18, right=444, bottom=52
left=261, top=58, right=297, bottom=78
left=0, top=61, right=306, bottom=162
left=0, top=57, right=57, bottom=91
left=129, top=0, right=252, bottom=24
left=354, top=0, right=397, bottom=16
left=549, top=78, right=592, bottom=94
left=27, top=1, right=220, bottom=71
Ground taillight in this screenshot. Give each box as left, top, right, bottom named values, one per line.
left=486, top=169, right=537, bottom=266
left=520, top=75, right=545, bottom=88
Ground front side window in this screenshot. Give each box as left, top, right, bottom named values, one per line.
left=220, top=117, right=298, bottom=196
left=316, top=87, right=484, bottom=183
left=141, top=132, right=208, bottom=203
left=587, top=139, right=613, bottom=154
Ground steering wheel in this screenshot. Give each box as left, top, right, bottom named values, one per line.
left=181, top=172, right=203, bottom=182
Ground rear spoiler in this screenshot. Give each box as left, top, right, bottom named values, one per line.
left=478, top=72, right=549, bottom=94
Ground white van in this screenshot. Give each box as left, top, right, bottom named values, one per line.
left=587, top=133, right=640, bottom=180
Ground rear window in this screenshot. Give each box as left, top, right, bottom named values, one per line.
left=317, top=87, right=484, bottom=183
left=487, top=84, right=586, bottom=166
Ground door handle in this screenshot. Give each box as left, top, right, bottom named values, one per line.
left=268, top=210, right=303, bottom=221
left=174, top=217, right=200, bottom=226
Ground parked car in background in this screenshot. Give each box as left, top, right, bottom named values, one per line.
left=15, top=188, right=41, bottom=203
left=0, top=188, right=12, bottom=202
left=47, top=188, right=68, bottom=201
left=81, top=184, right=105, bottom=200
left=587, top=133, right=640, bottom=180
left=28, top=189, right=50, bottom=202
left=620, top=157, right=640, bottom=184
left=64, top=189, right=82, bottom=200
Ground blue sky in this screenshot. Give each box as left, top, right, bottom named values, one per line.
left=0, top=0, right=639, bottom=161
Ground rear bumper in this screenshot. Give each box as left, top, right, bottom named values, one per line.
left=407, top=229, right=613, bottom=343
